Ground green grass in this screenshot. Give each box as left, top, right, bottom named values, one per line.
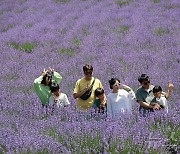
left=5, top=84, right=34, bottom=95
left=82, top=28, right=90, bottom=36
left=25, top=23, right=33, bottom=28
left=1, top=24, right=13, bottom=33
left=59, top=48, right=75, bottom=56
left=121, top=25, right=130, bottom=32
left=44, top=128, right=103, bottom=153
left=115, top=0, right=131, bottom=6
left=2, top=74, right=18, bottom=82
left=153, top=0, right=160, bottom=3
left=57, top=28, right=67, bottom=35
left=165, top=4, right=180, bottom=9
left=113, top=25, right=130, bottom=34
left=150, top=117, right=179, bottom=153
left=44, top=127, right=167, bottom=153
left=19, top=148, right=49, bottom=154
left=0, top=144, right=7, bottom=154
left=162, top=121, right=180, bottom=145
left=155, top=27, right=169, bottom=36
left=8, top=42, right=36, bottom=53
left=73, top=38, right=82, bottom=46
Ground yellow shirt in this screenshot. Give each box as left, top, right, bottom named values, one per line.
left=74, top=77, right=103, bottom=110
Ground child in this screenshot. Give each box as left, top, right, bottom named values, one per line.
left=151, top=85, right=168, bottom=112
left=49, top=83, right=70, bottom=109
left=93, top=88, right=107, bottom=113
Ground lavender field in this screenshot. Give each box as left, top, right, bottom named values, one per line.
left=0, top=0, right=180, bottom=153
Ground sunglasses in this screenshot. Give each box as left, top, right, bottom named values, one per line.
left=143, top=81, right=150, bottom=85
left=47, top=76, right=52, bottom=80
left=113, top=83, right=120, bottom=87
left=84, top=71, right=92, bottom=75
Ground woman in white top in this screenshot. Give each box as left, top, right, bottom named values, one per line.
left=107, top=78, right=135, bottom=118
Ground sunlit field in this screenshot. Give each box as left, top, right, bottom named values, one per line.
left=0, top=0, right=179, bottom=153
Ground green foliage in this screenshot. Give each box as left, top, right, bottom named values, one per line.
left=26, top=23, right=33, bottom=28
left=153, top=0, right=160, bottom=3
left=82, top=28, right=90, bottom=36
left=73, top=38, right=82, bottom=46
left=162, top=121, right=180, bottom=145
left=44, top=127, right=166, bottom=153
left=11, top=123, right=18, bottom=132
left=9, top=42, right=36, bottom=53
left=0, top=144, right=7, bottom=154
left=155, top=27, right=169, bottom=36
left=115, top=0, right=131, bottom=6
left=59, top=48, right=75, bottom=56
left=1, top=24, right=13, bottom=33
left=113, top=25, right=130, bottom=34
left=165, top=4, right=180, bottom=9
left=19, top=148, right=49, bottom=154
left=121, top=25, right=130, bottom=32
left=57, top=28, right=67, bottom=35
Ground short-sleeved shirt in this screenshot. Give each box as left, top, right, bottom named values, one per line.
left=34, top=72, right=62, bottom=105
left=151, top=92, right=168, bottom=113
left=93, top=99, right=107, bottom=113
left=107, top=89, right=135, bottom=118
left=93, top=99, right=101, bottom=108
left=136, top=85, right=155, bottom=114
left=74, top=77, right=103, bottom=110
left=49, top=93, right=70, bottom=109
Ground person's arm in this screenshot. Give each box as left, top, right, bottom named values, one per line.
left=49, top=95, right=54, bottom=105
left=138, top=101, right=154, bottom=109
left=101, top=95, right=107, bottom=108
left=136, top=90, right=156, bottom=109
left=99, top=80, right=103, bottom=89
left=64, top=94, right=70, bottom=107
left=73, top=81, right=90, bottom=99
left=165, top=82, right=173, bottom=99
left=34, top=76, right=43, bottom=88
left=138, top=101, right=160, bottom=110
left=121, top=84, right=136, bottom=100
left=53, top=71, right=62, bottom=84
left=34, top=69, right=47, bottom=91
left=48, top=67, right=62, bottom=84
left=73, top=89, right=89, bottom=99
left=121, top=84, right=132, bottom=92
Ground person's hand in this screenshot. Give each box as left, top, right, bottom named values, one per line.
left=153, top=103, right=161, bottom=110
left=49, top=67, right=54, bottom=74
left=121, top=84, right=131, bottom=92
left=101, top=96, right=107, bottom=107
left=150, top=102, right=157, bottom=106
left=85, top=82, right=90, bottom=91
left=41, top=68, right=47, bottom=77
left=168, top=81, right=173, bottom=92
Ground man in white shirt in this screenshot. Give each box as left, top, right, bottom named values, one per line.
left=49, top=83, right=70, bottom=109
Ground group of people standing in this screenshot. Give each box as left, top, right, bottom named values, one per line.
left=34, top=64, right=173, bottom=117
